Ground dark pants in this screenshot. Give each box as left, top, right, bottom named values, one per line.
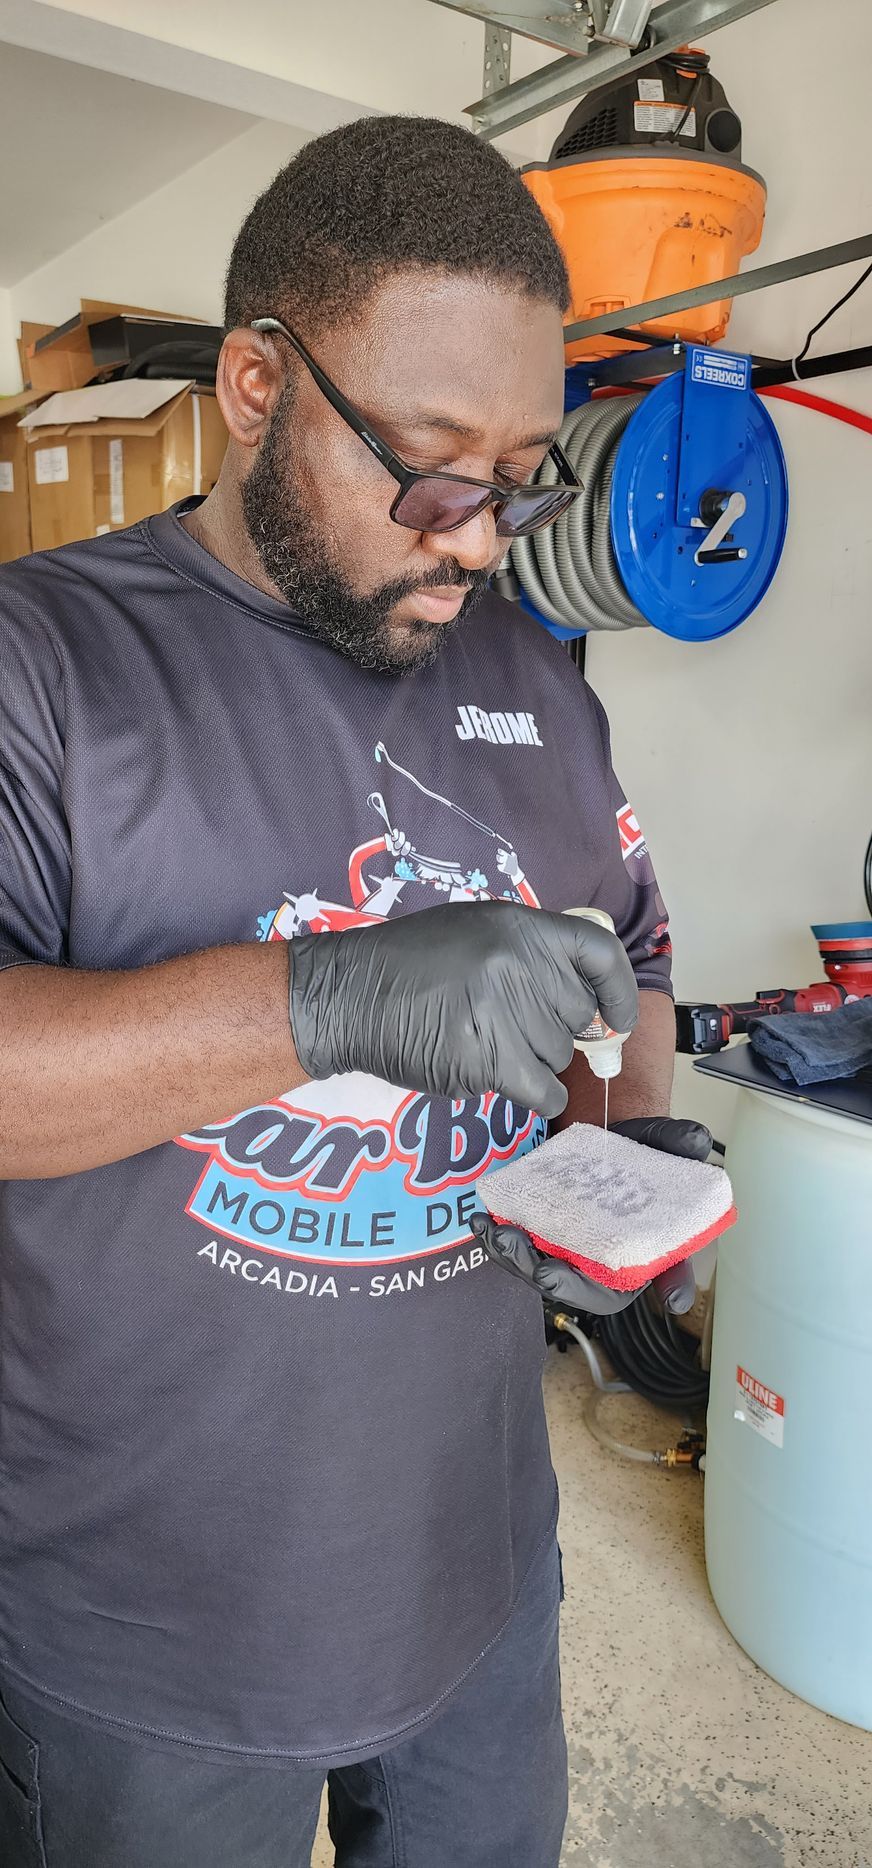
left=0, top=1539, right=566, bottom=1868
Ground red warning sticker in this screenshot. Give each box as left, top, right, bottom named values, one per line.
left=735, top=1366, right=785, bottom=1448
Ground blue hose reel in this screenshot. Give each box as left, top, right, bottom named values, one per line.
left=514, top=346, right=788, bottom=644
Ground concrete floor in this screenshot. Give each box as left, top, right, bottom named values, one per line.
left=312, top=1345, right=872, bottom=1867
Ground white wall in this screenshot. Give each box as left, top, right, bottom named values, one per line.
left=584, top=0, right=872, bottom=1140
left=8, top=118, right=305, bottom=343
left=26, top=0, right=555, bottom=140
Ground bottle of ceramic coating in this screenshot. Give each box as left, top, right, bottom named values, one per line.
left=564, top=907, right=629, bottom=1081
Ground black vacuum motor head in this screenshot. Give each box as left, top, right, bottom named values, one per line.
left=551, top=48, right=742, bottom=164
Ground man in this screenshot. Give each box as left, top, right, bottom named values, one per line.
left=0, top=116, right=708, bottom=1866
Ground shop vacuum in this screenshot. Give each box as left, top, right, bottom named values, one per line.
left=522, top=46, right=766, bottom=360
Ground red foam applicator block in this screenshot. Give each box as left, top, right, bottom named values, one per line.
left=476, top=1123, right=736, bottom=1292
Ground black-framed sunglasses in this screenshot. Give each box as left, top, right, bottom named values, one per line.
left=251, top=316, right=582, bottom=539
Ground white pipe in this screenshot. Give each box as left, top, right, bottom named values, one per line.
left=552, top=1313, right=629, bottom=1393
left=553, top=1313, right=664, bottom=1466
left=583, top=1389, right=660, bottom=1465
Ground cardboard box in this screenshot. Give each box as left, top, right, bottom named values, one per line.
left=18, top=324, right=53, bottom=391
left=22, top=380, right=228, bottom=553
left=26, top=300, right=207, bottom=396
left=0, top=416, right=33, bottom=562
left=0, top=389, right=45, bottom=563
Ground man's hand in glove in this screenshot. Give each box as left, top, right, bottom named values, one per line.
left=470, top=1116, right=713, bottom=1316
left=289, top=902, right=638, bottom=1120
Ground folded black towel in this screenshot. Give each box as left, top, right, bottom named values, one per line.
left=748, top=999, right=872, bottom=1085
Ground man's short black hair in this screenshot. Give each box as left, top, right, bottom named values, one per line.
left=224, top=114, right=569, bottom=336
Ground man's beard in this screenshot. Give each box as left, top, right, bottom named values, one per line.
left=242, top=391, right=491, bottom=675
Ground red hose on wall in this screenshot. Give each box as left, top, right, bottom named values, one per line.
left=591, top=380, right=872, bottom=436
left=759, top=384, right=872, bottom=437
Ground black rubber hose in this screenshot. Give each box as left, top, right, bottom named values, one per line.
left=594, top=1296, right=710, bottom=1411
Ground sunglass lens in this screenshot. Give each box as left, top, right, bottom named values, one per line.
left=392, top=478, right=494, bottom=534
left=495, top=488, right=578, bottom=539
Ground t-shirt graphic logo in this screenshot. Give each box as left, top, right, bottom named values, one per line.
left=177, top=744, right=546, bottom=1269
left=617, top=803, right=645, bottom=859
left=258, top=742, right=540, bottom=937
left=455, top=705, right=542, bottom=747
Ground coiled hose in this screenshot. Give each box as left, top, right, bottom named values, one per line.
left=597, top=1302, right=710, bottom=1412
left=546, top=1292, right=709, bottom=1412
left=550, top=1308, right=708, bottom=1465
left=510, top=394, right=649, bottom=633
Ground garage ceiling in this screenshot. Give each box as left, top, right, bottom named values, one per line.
left=0, top=42, right=258, bottom=286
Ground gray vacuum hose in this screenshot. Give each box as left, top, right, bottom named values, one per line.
left=510, top=394, right=649, bottom=633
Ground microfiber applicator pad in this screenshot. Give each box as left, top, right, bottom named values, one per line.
left=476, top=1124, right=736, bottom=1292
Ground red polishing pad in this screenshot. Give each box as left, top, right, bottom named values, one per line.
left=476, top=1124, right=736, bottom=1292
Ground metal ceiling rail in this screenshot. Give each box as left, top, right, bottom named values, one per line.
left=430, top=0, right=779, bottom=138
left=562, top=235, right=872, bottom=344
left=432, top=0, right=610, bottom=60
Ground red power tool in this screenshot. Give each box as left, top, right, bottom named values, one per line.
left=675, top=922, right=872, bottom=1055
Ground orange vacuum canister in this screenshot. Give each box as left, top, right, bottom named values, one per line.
left=523, top=49, right=766, bottom=361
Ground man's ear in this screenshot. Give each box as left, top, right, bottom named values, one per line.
left=216, top=329, right=286, bottom=449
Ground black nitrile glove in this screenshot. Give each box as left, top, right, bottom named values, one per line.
left=469, top=1213, right=641, bottom=1315
left=289, top=902, right=638, bottom=1120
left=471, top=1115, right=713, bottom=1315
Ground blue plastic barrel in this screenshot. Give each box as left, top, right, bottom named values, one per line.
left=705, top=1086, right=872, bottom=1728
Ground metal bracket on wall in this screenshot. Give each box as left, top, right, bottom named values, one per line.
left=434, top=0, right=592, bottom=61
left=597, top=1, right=654, bottom=49
left=481, top=21, right=512, bottom=94
left=429, top=0, right=779, bottom=140
left=563, top=233, right=872, bottom=346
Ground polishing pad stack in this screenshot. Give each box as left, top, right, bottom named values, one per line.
left=476, top=1124, right=736, bottom=1291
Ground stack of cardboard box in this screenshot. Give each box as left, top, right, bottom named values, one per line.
left=0, top=302, right=227, bottom=563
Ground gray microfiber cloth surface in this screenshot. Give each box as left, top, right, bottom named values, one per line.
left=476, top=1123, right=736, bottom=1291
left=748, top=999, right=872, bottom=1085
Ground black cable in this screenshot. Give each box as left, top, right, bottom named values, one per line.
left=665, top=70, right=703, bottom=145
left=661, top=49, right=709, bottom=77
left=864, top=830, right=872, bottom=918
left=793, top=260, right=872, bottom=372
left=592, top=1294, right=710, bottom=1411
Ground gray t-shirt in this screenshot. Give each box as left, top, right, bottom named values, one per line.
left=0, top=504, right=672, bottom=1764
